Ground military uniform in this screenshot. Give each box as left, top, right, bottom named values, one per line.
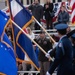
left=71, top=34, right=75, bottom=75
left=48, top=29, right=75, bottom=58
left=47, top=24, right=73, bottom=75
left=36, top=31, right=52, bottom=75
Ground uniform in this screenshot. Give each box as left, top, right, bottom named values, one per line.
left=46, top=24, right=73, bottom=75
left=47, top=29, right=75, bottom=58
left=71, top=34, right=75, bottom=75
left=36, top=31, right=52, bottom=75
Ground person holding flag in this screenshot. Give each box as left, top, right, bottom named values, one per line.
left=71, top=33, right=75, bottom=75
left=46, top=24, right=73, bottom=75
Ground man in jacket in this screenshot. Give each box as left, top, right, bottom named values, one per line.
left=28, top=0, right=43, bottom=30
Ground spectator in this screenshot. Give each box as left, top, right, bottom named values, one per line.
left=5, top=24, right=12, bottom=38
left=28, top=0, right=43, bottom=30
left=36, top=31, right=52, bottom=75
left=58, top=6, right=69, bottom=24
left=27, top=27, right=35, bottom=40
left=5, top=23, right=13, bottom=43
left=43, top=0, right=54, bottom=29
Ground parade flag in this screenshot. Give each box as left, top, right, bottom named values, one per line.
left=69, top=0, right=75, bottom=24
left=0, top=10, right=8, bottom=36
left=0, top=10, right=17, bottom=75
left=8, top=0, right=40, bottom=70
left=0, top=42, right=17, bottom=75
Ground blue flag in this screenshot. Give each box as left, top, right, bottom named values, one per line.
left=0, top=42, right=17, bottom=75
left=0, top=10, right=8, bottom=36
left=0, top=10, right=17, bottom=75
left=2, top=33, right=16, bottom=60
left=8, top=0, right=40, bottom=70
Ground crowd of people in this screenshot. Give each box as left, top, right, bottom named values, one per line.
left=28, top=0, right=69, bottom=30
left=4, top=0, right=75, bottom=75
left=5, top=23, right=75, bottom=75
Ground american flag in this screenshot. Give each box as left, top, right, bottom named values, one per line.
left=42, top=1, right=75, bottom=25
left=69, top=0, right=75, bottom=25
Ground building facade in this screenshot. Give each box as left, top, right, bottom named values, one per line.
left=0, top=0, right=68, bottom=9
left=23, top=0, right=67, bottom=5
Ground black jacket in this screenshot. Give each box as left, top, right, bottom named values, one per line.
left=43, top=3, right=53, bottom=20
left=49, top=36, right=73, bottom=75
left=28, top=4, right=43, bottom=22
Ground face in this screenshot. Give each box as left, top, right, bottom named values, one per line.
left=46, top=0, right=51, bottom=3
left=35, top=0, right=39, bottom=4
left=40, top=33, right=45, bottom=39
left=61, top=6, right=65, bottom=12
left=67, top=27, right=71, bottom=34
left=8, top=24, right=12, bottom=28
left=27, top=28, right=31, bottom=34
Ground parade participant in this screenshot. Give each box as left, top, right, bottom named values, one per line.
left=46, top=24, right=73, bottom=75
left=35, top=31, right=52, bottom=75
left=46, top=28, right=75, bottom=58
left=71, top=33, right=75, bottom=75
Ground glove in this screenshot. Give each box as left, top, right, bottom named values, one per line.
left=45, top=49, right=52, bottom=58
left=45, top=53, right=50, bottom=59
left=46, top=71, right=51, bottom=75
left=48, top=49, right=52, bottom=54
left=53, top=42, right=58, bottom=48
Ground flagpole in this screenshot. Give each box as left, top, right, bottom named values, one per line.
left=32, top=16, right=56, bottom=43
left=11, top=19, right=54, bottom=61
left=7, top=0, right=16, bottom=56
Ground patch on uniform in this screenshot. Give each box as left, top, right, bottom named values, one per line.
left=43, top=41, right=47, bottom=44
left=38, top=40, right=41, bottom=44
left=58, top=42, right=62, bottom=47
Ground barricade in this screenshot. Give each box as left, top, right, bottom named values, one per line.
left=18, top=71, right=40, bottom=75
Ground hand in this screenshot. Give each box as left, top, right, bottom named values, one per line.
left=48, top=49, right=52, bottom=54
left=45, top=53, right=50, bottom=59
left=46, top=71, right=51, bottom=75
left=53, top=42, right=58, bottom=48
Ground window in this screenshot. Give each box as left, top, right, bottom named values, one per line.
left=21, top=0, right=23, bottom=4
left=27, top=0, right=29, bottom=5
left=26, top=0, right=40, bottom=5
left=53, top=0, right=55, bottom=3
left=58, top=0, right=62, bottom=2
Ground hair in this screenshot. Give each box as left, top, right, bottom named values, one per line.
left=57, top=29, right=67, bottom=35
left=40, top=30, right=45, bottom=34
left=27, top=27, right=32, bottom=35
left=61, top=5, right=66, bottom=9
